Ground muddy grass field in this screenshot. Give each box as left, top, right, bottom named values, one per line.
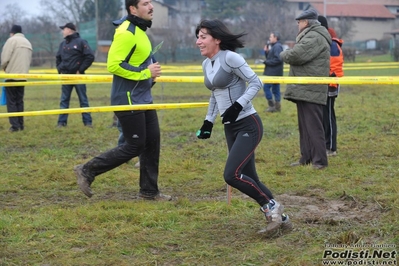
left=1, top=65, right=398, bottom=265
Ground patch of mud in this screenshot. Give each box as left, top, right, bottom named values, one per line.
left=188, top=188, right=384, bottom=226
left=277, top=192, right=381, bottom=224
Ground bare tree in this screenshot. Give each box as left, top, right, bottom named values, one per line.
left=226, top=0, right=297, bottom=58
left=23, top=16, right=61, bottom=67
left=0, top=4, right=31, bottom=63
left=0, top=4, right=27, bottom=42
left=0, top=3, right=28, bottom=24
left=149, top=13, right=199, bottom=64
left=39, top=0, right=87, bottom=25
left=329, top=17, right=356, bottom=42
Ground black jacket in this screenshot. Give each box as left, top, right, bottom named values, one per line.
left=263, top=41, right=284, bottom=76
left=56, top=32, right=94, bottom=74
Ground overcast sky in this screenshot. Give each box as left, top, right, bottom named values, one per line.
left=1, top=0, right=42, bottom=16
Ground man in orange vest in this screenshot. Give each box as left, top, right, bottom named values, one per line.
left=318, top=16, right=344, bottom=157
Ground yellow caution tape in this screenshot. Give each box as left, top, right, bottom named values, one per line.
left=260, top=76, right=399, bottom=85
left=1, top=75, right=399, bottom=86
left=0, top=80, right=110, bottom=87
left=0, top=103, right=209, bottom=118
left=0, top=73, right=111, bottom=80
left=26, top=63, right=399, bottom=74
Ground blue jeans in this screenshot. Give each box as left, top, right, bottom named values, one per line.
left=263, top=83, right=281, bottom=102
left=57, top=84, right=92, bottom=125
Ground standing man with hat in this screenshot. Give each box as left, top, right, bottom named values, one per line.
left=56, top=22, right=95, bottom=128
left=1, top=25, right=32, bottom=132
left=280, top=8, right=331, bottom=169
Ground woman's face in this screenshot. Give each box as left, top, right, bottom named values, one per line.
left=196, top=28, right=220, bottom=59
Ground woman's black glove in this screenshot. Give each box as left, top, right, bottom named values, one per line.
left=221, top=102, right=243, bottom=124
left=196, top=120, right=213, bottom=139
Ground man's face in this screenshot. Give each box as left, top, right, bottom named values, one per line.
left=130, top=0, right=154, bottom=21
left=62, top=27, right=73, bottom=38
left=269, top=33, right=277, bottom=44
left=297, top=19, right=308, bottom=31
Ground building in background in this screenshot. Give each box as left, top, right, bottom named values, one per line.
left=285, top=0, right=399, bottom=43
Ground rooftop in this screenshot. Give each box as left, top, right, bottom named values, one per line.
left=286, top=0, right=399, bottom=4
left=311, top=3, right=396, bottom=18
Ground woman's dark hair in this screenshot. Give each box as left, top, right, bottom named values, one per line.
left=126, top=0, right=140, bottom=13
left=195, top=19, right=246, bottom=51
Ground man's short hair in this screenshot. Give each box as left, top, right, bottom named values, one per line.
left=10, top=25, right=22, bottom=34
left=271, top=31, right=281, bottom=41
left=125, top=0, right=140, bottom=12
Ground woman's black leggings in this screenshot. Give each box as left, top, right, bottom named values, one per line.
left=223, top=113, right=273, bottom=207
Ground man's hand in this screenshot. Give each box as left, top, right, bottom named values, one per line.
left=148, top=62, right=161, bottom=79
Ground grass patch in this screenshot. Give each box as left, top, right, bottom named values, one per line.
left=354, top=53, right=394, bottom=63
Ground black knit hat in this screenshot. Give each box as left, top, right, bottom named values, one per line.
left=318, top=15, right=328, bottom=29
left=10, top=25, right=22, bottom=34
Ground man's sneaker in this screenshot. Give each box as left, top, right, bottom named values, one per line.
left=290, top=161, right=304, bottom=167
left=9, top=126, right=22, bottom=132
left=138, top=193, right=172, bottom=201
left=281, top=213, right=293, bottom=232
left=260, top=199, right=284, bottom=234
left=312, top=164, right=327, bottom=170
left=326, top=149, right=337, bottom=156
left=74, top=164, right=93, bottom=198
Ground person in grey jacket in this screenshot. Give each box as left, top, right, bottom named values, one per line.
left=1, top=25, right=32, bottom=132
left=263, top=31, right=284, bottom=112
left=280, top=8, right=331, bottom=169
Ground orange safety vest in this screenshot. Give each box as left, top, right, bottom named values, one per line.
left=329, top=38, right=344, bottom=94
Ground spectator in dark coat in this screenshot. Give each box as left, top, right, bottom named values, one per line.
left=262, top=31, right=284, bottom=112
left=56, top=22, right=94, bottom=128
